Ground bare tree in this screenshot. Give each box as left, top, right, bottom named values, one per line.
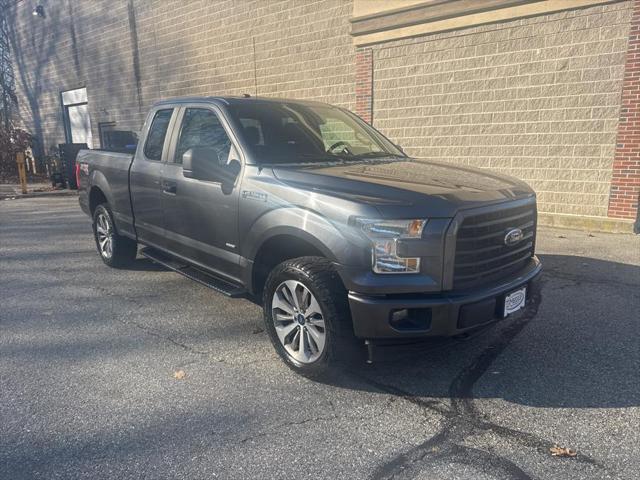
left=0, top=0, right=17, bottom=131
left=5, top=1, right=61, bottom=158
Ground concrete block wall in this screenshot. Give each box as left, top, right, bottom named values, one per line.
left=8, top=0, right=639, bottom=222
left=371, top=2, right=634, bottom=218
left=9, top=0, right=356, bottom=155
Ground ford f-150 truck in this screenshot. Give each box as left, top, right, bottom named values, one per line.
left=78, top=96, right=541, bottom=375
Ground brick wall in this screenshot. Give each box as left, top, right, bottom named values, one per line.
left=608, top=0, right=640, bottom=219
left=9, top=0, right=355, bottom=154
left=372, top=2, right=634, bottom=218
left=355, top=48, right=373, bottom=123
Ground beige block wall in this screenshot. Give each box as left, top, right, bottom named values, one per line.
left=372, top=2, right=634, bottom=217
left=10, top=0, right=635, bottom=219
left=9, top=0, right=355, bottom=155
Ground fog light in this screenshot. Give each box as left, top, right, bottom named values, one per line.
left=389, top=308, right=432, bottom=331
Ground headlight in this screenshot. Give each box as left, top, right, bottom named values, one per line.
left=355, top=219, right=427, bottom=274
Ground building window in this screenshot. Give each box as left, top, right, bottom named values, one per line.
left=61, top=87, right=93, bottom=148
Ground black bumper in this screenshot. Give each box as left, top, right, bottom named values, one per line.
left=348, top=257, right=542, bottom=339
left=78, top=191, right=90, bottom=215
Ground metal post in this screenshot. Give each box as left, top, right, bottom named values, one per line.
left=16, top=152, right=27, bottom=194
left=364, top=339, right=375, bottom=364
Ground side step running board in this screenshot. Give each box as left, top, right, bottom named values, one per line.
left=141, top=247, right=246, bottom=298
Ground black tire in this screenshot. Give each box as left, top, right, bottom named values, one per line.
left=262, top=256, right=361, bottom=377
left=92, top=204, right=137, bottom=268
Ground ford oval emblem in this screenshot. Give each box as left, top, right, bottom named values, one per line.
left=504, top=228, right=524, bottom=246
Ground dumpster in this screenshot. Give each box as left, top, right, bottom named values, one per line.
left=58, top=143, right=88, bottom=190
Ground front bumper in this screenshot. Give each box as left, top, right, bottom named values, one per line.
left=348, top=256, right=541, bottom=339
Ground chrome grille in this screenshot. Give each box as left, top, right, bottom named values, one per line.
left=453, top=202, right=536, bottom=289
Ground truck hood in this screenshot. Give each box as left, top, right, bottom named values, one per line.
left=271, top=158, right=535, bottom=217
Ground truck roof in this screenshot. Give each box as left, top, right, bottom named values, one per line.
left=152, top=95, right=332, bottom=108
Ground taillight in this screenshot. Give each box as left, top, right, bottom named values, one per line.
left=75, top=163, right=81, bottom=189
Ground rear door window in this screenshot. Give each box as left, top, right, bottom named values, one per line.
left=143, top=109, right=173, bottom=161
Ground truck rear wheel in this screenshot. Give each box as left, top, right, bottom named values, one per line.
left=262, top=256, right=360, bottom=376
left=92, top=204, right=137, bottom=268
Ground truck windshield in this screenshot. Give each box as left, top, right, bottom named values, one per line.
left=226, top=101, right=405, bottom=164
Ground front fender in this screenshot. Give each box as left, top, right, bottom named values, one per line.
left=243, top=206, right=367, bottom=267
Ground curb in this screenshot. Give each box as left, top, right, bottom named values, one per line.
left=0, top=190, right=79, bottom=200
left=538, top=212, right=636, bottom=235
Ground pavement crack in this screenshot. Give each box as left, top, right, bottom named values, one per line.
left=123, top=318, right=211, bottom=356
left=85, top=284, right=215, bottom=357
left=354, top=283, right=605, bottom=479
left=234, top=406, right=413, bottom=447
left=236, top=415, right=339, bottom=444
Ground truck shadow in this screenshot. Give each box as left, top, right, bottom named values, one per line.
left=319, top=254, right=640, bottom=410
left=306, top=253, right=640, bottom=477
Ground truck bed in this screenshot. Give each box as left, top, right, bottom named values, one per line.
left=77, top=149, right=135, bottom=237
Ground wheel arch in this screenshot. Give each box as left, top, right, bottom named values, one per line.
left=249, top=228, right=337, bottom=297
left=243, top=207, right=363, bottom=297
left=89, top=186, right=108, bottom=215
left=88, top=171, right=115, bottom=215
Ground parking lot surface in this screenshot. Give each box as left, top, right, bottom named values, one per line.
left=1, top=196, right=638, bottom=479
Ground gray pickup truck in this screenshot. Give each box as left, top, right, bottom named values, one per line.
left=78, top=96, right=541, bottom=375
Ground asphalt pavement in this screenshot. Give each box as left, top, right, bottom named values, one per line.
left=1, top=196, right=638, bottom=480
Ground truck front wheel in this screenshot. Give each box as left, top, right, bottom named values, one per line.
left=262, top=256, right=359, bottom=376
left=92, top=204, right=137, bottom=268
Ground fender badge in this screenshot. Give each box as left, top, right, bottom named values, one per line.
left=242, top=190, right=267, bottom=202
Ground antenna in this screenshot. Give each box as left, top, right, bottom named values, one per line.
left=252, top=36, right=258, bottom=97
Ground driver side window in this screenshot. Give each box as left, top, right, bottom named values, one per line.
left=174, top=108, right=233, bottom=165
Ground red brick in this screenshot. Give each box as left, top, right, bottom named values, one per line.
left=354, top=47, right=373, bottom=124
left=608, top=0, right=640, bottom=220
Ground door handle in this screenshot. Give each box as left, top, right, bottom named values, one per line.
left=162, top=181, right=177, bottom=195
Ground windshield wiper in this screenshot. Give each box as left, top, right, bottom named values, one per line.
left=264, top=152, right=405, bottom=166
left=349, top=152, right=405, bottom=159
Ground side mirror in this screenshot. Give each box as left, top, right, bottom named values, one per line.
left=182, top=147, right=221, bottom=181
left=182, top=147, right=240, bottom=186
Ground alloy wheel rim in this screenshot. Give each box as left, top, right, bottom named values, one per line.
left=271, top=280, right=326, bottom=364
left=96, top=213, right=113, bottom=259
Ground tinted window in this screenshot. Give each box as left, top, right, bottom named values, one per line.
left=227, top=102, right=404, bottom=164
left=143, top=109, right=173, bottom=160
left=239, top=117, right=264, bottom=146
left=174, top=108, right=232, bottom=165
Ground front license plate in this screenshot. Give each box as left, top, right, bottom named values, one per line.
left=503, top=287, right=526, bottom=317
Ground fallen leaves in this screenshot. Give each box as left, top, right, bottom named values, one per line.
left=173, top=370, right=186, bottom=380
left=550, top=446, right=577, bottom=458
